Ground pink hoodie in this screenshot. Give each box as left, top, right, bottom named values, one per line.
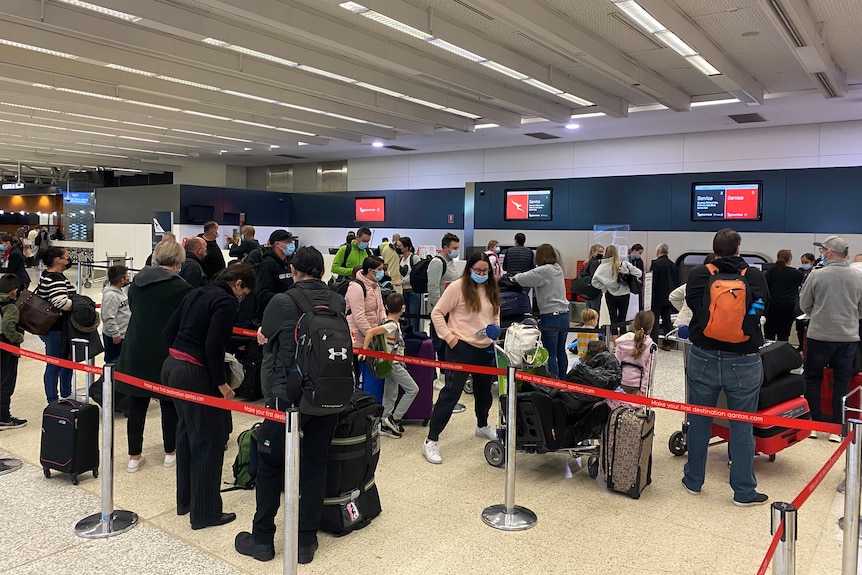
left=345, top=272, right=385, bottom=343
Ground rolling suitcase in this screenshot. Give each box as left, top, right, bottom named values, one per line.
left=757, top=372, right=804, bottom=410
left=320, top=391, right=383, bottom=536
left=40, top=398, right=99, bottom=485
left=600, top=406, right=655, bottom=499
left=402, top=335, right=434, bottom=425
left=712, top=396, right=810, bottom=457
left=820, top=368, right=862, bottom=417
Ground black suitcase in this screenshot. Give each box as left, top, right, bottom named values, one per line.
left=759, top=341, right=802, bottom=384
left=320, top=391, right=383, bottom=536
left=40, top=399, right=99, bottom=484
left=758, top=372, right=805, bottom=410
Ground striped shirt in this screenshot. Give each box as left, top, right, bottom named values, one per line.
left=35, top=271, right=74, bottom=312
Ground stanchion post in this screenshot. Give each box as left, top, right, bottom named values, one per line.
left=76, top=261, right=83, bottom=294
left=770, top=502, right=797, bottom=575
left=842, top=419, right=862, bottom=574
left=283, top=407, right=300, bottom=575
left=74, top=363, right=138, bottom=537
left=482, top=359, right=537, bottom=531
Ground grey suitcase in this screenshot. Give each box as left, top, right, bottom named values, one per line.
left=600, top=406, right=655, bottom=498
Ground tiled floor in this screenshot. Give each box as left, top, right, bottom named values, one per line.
left=0, top=270, right=859, bottom=574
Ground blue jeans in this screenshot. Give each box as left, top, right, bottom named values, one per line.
left=803, top=338, right=858, bottom=424
left=41, top=330, right=72, bottom=403
left=585, top=295, right=602, bottom=313
left=541, top=312, right=569, bottom=379
left=403, top=290, right=421, bottom=334
left=683, top=345, right=762, bottom=502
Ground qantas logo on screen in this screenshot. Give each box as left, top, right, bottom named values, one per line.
left=506, top=194, right=529, bottom=220
left=511, top=200, right=525, bottom=213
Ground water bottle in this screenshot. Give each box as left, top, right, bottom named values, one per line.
left=748, top=298, right=765, bottom=315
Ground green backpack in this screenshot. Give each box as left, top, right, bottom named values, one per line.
left=367, top=321, right=395, bottom=378
left=223, top=422, right=261, bottom=492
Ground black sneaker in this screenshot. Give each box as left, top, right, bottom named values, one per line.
left=234, top=531, right=275, bottom=562
left=0, top=416, right=27, bottom=429
left=733, top=492, right=769, bottom=507
left=298, top=541, right=318, bottom=565
left=380, top=421, right=402, bottom=439
left=384, top=415, right=405, bottom=434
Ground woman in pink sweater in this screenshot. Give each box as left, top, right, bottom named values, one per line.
left=423, top=252, right=501, bottom=464
left=345, top=257, right=386, bottom=344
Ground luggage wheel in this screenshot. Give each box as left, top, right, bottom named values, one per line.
left=84, top=280, right=92, bottom=288
left=93, top=467, right=99, bottom=478
left=768, top=454, right=776, bottom=462
left=71, top=474, right=79, bottom=485
left=464, top=380, right=474, bottom=394
left=668, top=431, right=687, bottom=456
left=484, top=440, right=505, bottom=468
left=422, top=419, right=429, bottom=427
left=43, top=467, right=51, bottom=479
left=588, top=456, right=599, bottom=479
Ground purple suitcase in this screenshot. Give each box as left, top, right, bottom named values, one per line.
left=401, top=337, right=435, bottom=425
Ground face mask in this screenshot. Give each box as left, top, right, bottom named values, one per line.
left=494, top=246, right=501, bottom=254
left=633, top=254, right=641, bottom=260
left=449, top=250, right=460, bottom=259
left=471, top=272, right=489, bottom=284
left=595, top=253, right=603, bottom=260
left=65, top=260, right=73, bottom=270
left=374, top=270, right=384, bottom=282
left=395, top=247, right=403, bottom=255
left=357, top=241, right=368, bottom=250
left=801, top=263, right=812, bottom=270
left=0, top=245, right=6, bottom=253
left=285, top=243, right=296, bottom=256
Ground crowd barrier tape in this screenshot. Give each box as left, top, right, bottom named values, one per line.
left=357, top=346, right=843, bottom=436
left=755, top=431, right=853, bottom=575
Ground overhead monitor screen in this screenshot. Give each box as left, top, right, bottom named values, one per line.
left=691, top=183, right=762, bottom=221
left=355, top=197, right=385, bottom=222
left=504, top=189, right=552, bottom=221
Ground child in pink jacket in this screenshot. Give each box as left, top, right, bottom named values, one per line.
left=613, top=311, right=655, bottom=396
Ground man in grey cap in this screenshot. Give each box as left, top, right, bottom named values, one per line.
left=799, top=235, right=862, bottom=441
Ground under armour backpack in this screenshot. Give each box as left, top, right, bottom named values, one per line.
left=287, top=289, right=356, bottom=416
left=701, top=263, right=753, bottom=344
left=409, top=255, right=445, bottom=294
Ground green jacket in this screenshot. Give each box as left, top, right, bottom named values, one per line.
left=331, top=240, right=374, bottom=278
left=116, top=266, right=191, bottom=398
left=0, top=294, right=23, bottom=346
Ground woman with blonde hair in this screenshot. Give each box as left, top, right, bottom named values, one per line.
left=423, top=252, right=500, bottom=464
left=590, top=245, right=642, bottom=335
left=484, top=240, right=502, bottom=279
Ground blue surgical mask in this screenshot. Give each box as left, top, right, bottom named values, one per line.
left=285, top=243, right=296, bottom=256
left=358, top=241, right=368, bottom=250
left=374, top=270, right=385, bottom=282
left=494, top=246, right=501, bottom=254
left=471, top=272, right=488, bottom=284
left=449, top=250, right=460, bottom=260
left=0, top=245, right=6, bottom=253
left=633, top=254, right=641, bottom=260
left=801, top=263, right=812, bottom=270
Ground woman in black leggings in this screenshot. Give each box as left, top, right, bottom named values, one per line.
left=590, top=245, right=642, bottom=335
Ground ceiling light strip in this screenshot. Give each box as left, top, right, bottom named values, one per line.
left=55, top=0, right=142, bottom=22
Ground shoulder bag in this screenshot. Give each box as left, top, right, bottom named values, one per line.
left=16, top=289, right=61, bottom=335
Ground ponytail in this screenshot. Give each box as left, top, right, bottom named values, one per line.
left=632, top=328, right=646, bottom=358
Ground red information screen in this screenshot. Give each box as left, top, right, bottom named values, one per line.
left=355, top=197, right=385, bottom=222
left=724, top=186, right=759, bottom=219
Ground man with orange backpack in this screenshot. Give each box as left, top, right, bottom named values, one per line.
left=682, top=228, right=770, bottom=507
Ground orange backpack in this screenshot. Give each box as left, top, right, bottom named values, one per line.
left=702, top=263, right=751, bottom=343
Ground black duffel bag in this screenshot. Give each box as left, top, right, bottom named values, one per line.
left=759, top=340, right=802, bottom=384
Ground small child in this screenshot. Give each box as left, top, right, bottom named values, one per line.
left=364, top=293, right=419, bottom=439
left=613, top=310, right=655, bottom=395
left=101, top=265, right=131, bottom=364
left=0, top=273, right=25, bottom=428
left=568, top=308, right=600, bottom=357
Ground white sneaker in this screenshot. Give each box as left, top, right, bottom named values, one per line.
left=809, top=430, right=818, bottom=439
left=423, top=440, right=442, bottom=464
left=475, top=426, right=497, bottom=441
left=163, top=453, right=177, bottom=468
left=127, top=456, right=145, bottom=473
left=829, top=433, right=842, bottom=443
left=433, top=378, right=445, bottom=390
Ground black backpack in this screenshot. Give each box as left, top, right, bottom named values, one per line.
left=409, top=255, right=445, bottom=294
left=287, top=289, right=355, bottom=416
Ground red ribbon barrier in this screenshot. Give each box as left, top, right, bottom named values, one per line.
left=756, top=429, right=853, bottom=575
left=0, top=341, right=103, bottom=375
left=356, top=347, right=505, bottom=377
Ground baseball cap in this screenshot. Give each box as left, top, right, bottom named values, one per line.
left=269, top=229, right=297, bottom=245
left=813, top=235, right=849, bottom=254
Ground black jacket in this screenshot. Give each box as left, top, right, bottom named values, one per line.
left=163, top=281, right=238, bottom=390
left=179, top=251, right=207, bottom=288
left=686, top=256, right=769, bottom=354
left=503, top=245, right=534, bottom=275
left=764, top=265, right=804, bottom=304
left=254, top=248, right=293, bottom=317
left=197, top=233, right=226, bottom=279
left=229, top=238, right=260, bottom=260
left=2, top=245, right=29, bottom=292
left=649, top=255, right=680, bottom=307
left=555, top=352, right=622, bottom=415
left=263, top=280, right=345, bottom=405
